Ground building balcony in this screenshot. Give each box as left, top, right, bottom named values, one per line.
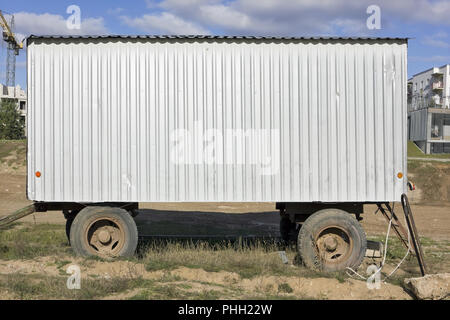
left=432, top=67, right=444, bottom=76
left=432, top=81, right=444, bottom=90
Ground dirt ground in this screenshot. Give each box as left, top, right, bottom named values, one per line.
left=0, top=146, right=449, bottom=299
left=0, top=255, right=412, bottom=300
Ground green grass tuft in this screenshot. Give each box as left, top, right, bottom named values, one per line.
left=0, top=223, right=70, bottom=260
left=407, top=141, right=450, bottom=159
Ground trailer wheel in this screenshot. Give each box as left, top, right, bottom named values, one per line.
left=69, top=207, right=138, bottom=258
left=63, top=209, right=80, bottom=243
left=280, top=216, right=299, bottom=242
left=297, top=209, right=366, bottom=272
left=65, top=218, right=74, bottom=242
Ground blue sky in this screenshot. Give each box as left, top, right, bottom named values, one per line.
left=1, top=0, right=449, bottom=89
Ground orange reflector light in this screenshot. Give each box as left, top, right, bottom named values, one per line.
left=397, top=172, right=403, bottom=179
left=35, top=171, right=41, bottom=178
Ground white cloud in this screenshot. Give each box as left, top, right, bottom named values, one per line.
left=159, top=0, right=365, bottom=35
left=409, top=55, right=450, bottom=63
left=332, top=19, right=368, bottom=35
left=383, top=0, right=450, bottom=25
left=422, top=32, right=450, bottom=49
left=433, top=31, right=448, bottom=38
left=120, top=12, right=209, bottom=34
left=13, top=12, right=108, bottom=37
left=199, top=4, right=251, bottom=30
left=107, top=8, right=125, bottom=15
left=123, top=0, right=450, bottom=37
left=422, top=38, right=450, bottom=49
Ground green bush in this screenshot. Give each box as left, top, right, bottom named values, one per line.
left=0, top=98, right=25, bottom=140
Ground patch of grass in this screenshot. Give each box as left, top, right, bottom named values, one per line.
left=0, top=273, right=142, bottom=299
left=129, top=282, right=223, bottom=300
left=55, top=259, right=72, bottom=269
left=366, top=235, right=449, bottom=278
left=386, top=275, right=409, bottom=289
left=407, top=141, right=450, bottom=159
left=367, top=235, right=413, bottom=260
left=177, top=283, right=193, bottom=290
left=142, top=240, right=305, bottom=279
left=150, top=284, right=180, bottom=299
left=193, top=289, right=222, bottom=300
left=331, top=272, right=347, bottom=283
left=277, top=282, right=293, bottom=293
left=129, top=289, right=152, bottom=300
left=145, top=259, right=178, bottom=271
left=159, top=273, right=183, bottom=282
left=0, top=223, right=70, bottom=259
left=54, top=259, right=73, bottom=276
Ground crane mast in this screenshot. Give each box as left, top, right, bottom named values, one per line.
left=0, top=10, right=23, bottom=87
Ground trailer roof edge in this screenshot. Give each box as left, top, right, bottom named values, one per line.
left=26, top=34, right=409, bottom=45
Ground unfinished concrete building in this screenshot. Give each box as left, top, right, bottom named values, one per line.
left=408, top=65, right=450, bottom=153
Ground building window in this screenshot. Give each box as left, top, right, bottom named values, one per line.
left=19, top=101, right=26, bottom=110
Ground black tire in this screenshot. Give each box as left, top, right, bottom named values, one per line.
left=280, top=216, right=299, bottom=242
left=65, top=217, right=74, bottom=243
left=64, top=209, right=80, bottom=243
left=69, top=206, right=138, bottom=258
left=297, top=209, right=366, bottom=272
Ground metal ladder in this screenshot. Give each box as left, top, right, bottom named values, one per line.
left=376, top=194, right=427, bottom=276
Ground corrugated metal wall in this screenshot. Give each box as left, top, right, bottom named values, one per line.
left=27, top=37, right=407, bottom=202
left=409, top=109, right=428, bottom=141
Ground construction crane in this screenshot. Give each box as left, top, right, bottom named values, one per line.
left=0, top=10, right=23, bottom=87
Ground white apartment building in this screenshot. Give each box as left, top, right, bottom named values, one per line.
left=0, top=83, right=27, bottom=136
left=408, top=64, right=450, bottom=154
left=408, top=64, right=450, bottom=110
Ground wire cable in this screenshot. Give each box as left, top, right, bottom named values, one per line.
left=346, top=202, right=412, bottom=283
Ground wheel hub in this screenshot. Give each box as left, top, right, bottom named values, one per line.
left=324, top=236, right=338, bottom=251
left=84, top=218, right=126, bottom=257
left=98, top=228, right=111, bottom=244
left=315, top=226, right=353, bottom=265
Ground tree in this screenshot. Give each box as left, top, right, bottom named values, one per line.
left=0, top=98, right=25, bottom=140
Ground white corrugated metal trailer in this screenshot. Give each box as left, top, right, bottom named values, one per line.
left=26, top=35, right=408, bottom=271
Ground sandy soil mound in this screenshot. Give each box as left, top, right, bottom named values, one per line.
left=0, top=256, right=413, bottom=300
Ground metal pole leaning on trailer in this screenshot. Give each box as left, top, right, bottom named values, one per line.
left=401, top=194, right=427, bottom=276
left=0, top=204, right=36, bottom=228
